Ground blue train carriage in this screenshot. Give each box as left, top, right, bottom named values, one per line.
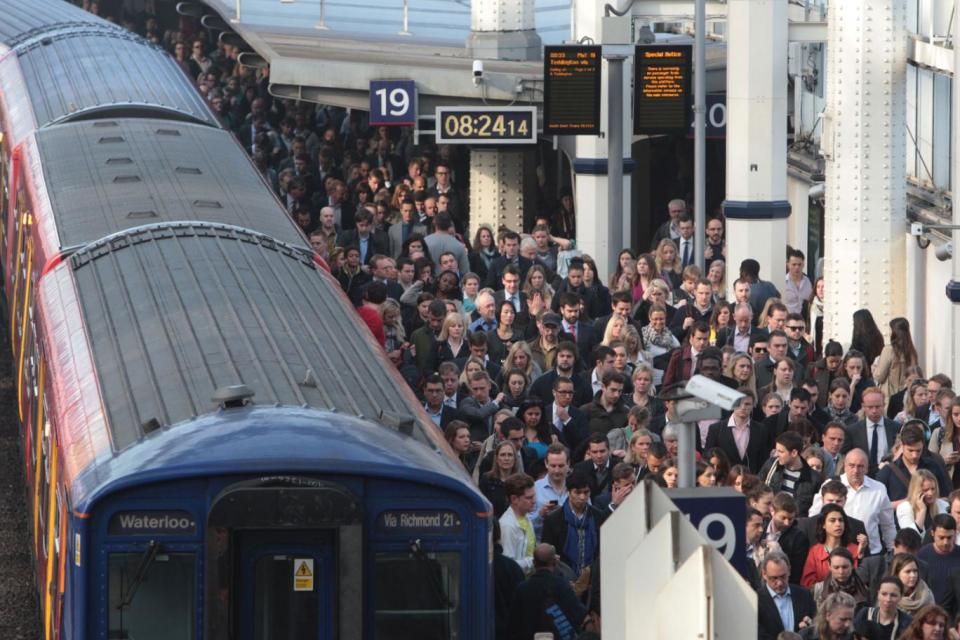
left=32, top=223, right=492, bottom=639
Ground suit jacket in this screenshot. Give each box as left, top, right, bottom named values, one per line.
left=387, top=220, right=427, bottom=258
left=544, top=403, right=589, bottom=454
left=530, top=371, right=592, bottom=414
left=757, top=583, right=817, bottom=640
left=774, top=523, right=811, bottom=585
left=493, top=290, right=528, bottom=315
left=704, top=419, right=770, bottom=474
left=486, top=255, right=534, bottom=290
left=573, top=457, right=624, bottom=498
left=558, top=320, right=599, bottom=363
left=842, top=418, right=901, bottom=477
left=337, top=229, right=389, bottom=266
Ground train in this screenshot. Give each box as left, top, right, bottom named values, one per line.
left=0, top=1, right=492, bottom=638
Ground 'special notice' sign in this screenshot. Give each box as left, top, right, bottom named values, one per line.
left=634, top=44, right=692, bottom=134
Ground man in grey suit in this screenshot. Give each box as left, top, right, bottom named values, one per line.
left=387, top=197, right=427, bottom=258
left=424, top=213, right=470, bottom=275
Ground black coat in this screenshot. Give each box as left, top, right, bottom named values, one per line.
left=543, top=403, right=589, bottom=455
left=336, top=229, right=389, bottom=266
left=573, top=457, right=623, bottom=498
left=507, top=569, right=588, bottom=640
left=704, top=419, right=770, bottom=474
left=540, top=504, right=607, bottom=569
left=757, top=583, right=818, bottom=640
left=774, top=522, right=812, bottom=586
left=842, top=418, right=901, bottom=477
left=494, top=546, right=525, bottom=640
left=758, top=458, right=822, bottom=518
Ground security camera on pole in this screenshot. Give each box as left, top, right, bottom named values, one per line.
left=661, top=376, right=745, bottom=488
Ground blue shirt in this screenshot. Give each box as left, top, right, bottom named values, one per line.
left=767, top=584, right=794, bottom=632
left=531, top=477, right=568, bottom=535
left=359, top=235, right=370, bottom=264
left=469, top=317, right=497, bottom=333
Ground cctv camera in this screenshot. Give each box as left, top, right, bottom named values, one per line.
left=472, top=60, right=484, bottom=85
left=683, top=375, right=746, bottom=412
left=935, top=241, right=953, bottom=262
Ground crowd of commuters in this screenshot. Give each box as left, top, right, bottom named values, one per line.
left=85, top=4, right=960, bottom=639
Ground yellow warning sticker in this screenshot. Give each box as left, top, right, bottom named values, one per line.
left=293, top=558, right=314, bottom=591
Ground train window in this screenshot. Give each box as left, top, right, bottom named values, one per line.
left=372, top=551, right=460, bottom=639
left=108, top=551, right=196, bottom=640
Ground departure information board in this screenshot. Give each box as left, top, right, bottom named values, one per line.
left=543, top=45, right=602, bottom=135
left=634, top=44, right=692, bottom=134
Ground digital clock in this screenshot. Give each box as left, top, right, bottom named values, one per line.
left=434, top=106, right=538, bottom=145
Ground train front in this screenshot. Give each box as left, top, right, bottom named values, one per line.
left=37, top=224, right=490, bottom=639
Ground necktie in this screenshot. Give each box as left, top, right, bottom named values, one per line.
left=683, top=240, right=691, bottom=267
left=869, top=423, right=879, bottom=467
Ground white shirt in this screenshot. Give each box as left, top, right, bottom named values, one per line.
left=552, top=401, right=571, bottom=432
left=808, top=473, right=896, bottom=554
left=591, top=368, right=603, bottom=396
left=499, top=507, right=534, bottom=572
left=895, top=498, right=949, bottom=536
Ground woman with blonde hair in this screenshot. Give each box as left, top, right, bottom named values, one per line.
left=725, top=352, right=758, bottom=401
left=895, top=469, right=948, bottom=535
left=654, top=238, right=681, bottom=289
left=379, top=299, right=407, bottom=365
left=500, top=341, right=541, bottom=386
left=522, top=263, right=555, bottom=300
left=435, top=311, right=470, bottom=363
left=478, top=441, right=521, bottom=517
left=601, top=314, right=627, bottom=346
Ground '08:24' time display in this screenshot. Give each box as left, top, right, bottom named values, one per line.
left=435, top=106, right=538, bottom=144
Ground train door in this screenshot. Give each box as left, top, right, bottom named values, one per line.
left=237, top=530, right=335, bottom=640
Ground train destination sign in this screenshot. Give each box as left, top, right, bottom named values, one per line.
left=376, top=509, right=463, bottom=534
left=543, top=45, right=602, bottom=135
left=634, top=44, right=692, bottom=134
left=108, top=510, right=197, bottom=535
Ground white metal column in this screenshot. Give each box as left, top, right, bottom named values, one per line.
left=722, top=0, right=790, bottom=294
left=821, top=0, right=908, bottom=345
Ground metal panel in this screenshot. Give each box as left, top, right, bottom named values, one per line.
left=15, top=30, right=216, bottom=129
left=0, top=0, right=114, bottom=47
left=34, top=119, right=305, bottom=249
left=69, top=224, right=433, bottom=453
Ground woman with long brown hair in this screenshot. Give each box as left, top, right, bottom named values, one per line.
left=898, top=604, right=952, bottom=640
left=875, top=317, right=919, bottom=400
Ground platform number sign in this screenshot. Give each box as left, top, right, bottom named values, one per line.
left=666, top=488, right=748, bottom=578
left=370, top=80, right=416, bottom=126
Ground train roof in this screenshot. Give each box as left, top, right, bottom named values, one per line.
left=71, top=406, right=485, bottom=513
left=8, top=29, right=217, bottom=129
left=0, top=0, right=115, bottom=47
left=33, top=118, right=305, bottom=249
left=62, top=223, right=439, bottom=463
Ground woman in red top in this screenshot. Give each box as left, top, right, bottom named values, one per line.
left=801, top=503, right=869, bottom=588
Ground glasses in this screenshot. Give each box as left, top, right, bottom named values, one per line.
left=786, top=325, right=804, bottom=331
left=753, top=347, right=767, bottom=354
left=555, top=390, right=574, bottom=396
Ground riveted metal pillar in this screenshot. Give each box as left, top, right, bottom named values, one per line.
left=466, top=0, right=540, bottom=238
left=821, top=0, right=907, bottom=345
left=722, top=0, right=790, bottom=295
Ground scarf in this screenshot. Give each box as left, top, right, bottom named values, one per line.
left=562, top=501, right=598, bottom=577
left=815, top=573, right=869, bottom=607
left=899, top=579, right=935, bottom=613
left=480, top=247, right=498, bottom=268
left=642, top=324, right=679, bottom=350
left=827, top=404, right=854, bottom=424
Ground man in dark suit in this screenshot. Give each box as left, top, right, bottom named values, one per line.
left=485, top=231, right=532, bottom=289
left=572, top=433, right=623, bottom=498
left=555, top=291, right=599, bottom=363
left=725, top=302, right=764, bottom=353
left=367, top=254, right=404, bottom=302
left=337, top=208, right=388, bottom=267
left=387, top=197, right=427, bottom=258
left=421, top=374, right=458, bottom=429
left=506, top=544, right=589, bottom=639
left=841, top=387, right=901, bottom=477
left=543, top=375, right=589, bottom=454
left=757, top=551, right=817, bottom=640
left=766, top=494, right=810, bottom=586
left=662, top=322, right=711, bottom=387
left=704, top=392, right=769, bottom=474
left=492, top=265, right=527, bottom=312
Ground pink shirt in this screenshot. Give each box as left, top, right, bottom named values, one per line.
left=728, top=415, right=750, bottom=460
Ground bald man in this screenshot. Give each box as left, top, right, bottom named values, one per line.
left=507, top=544, right=588, bottom=638
left=807, top=448, right=897, bottom=554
